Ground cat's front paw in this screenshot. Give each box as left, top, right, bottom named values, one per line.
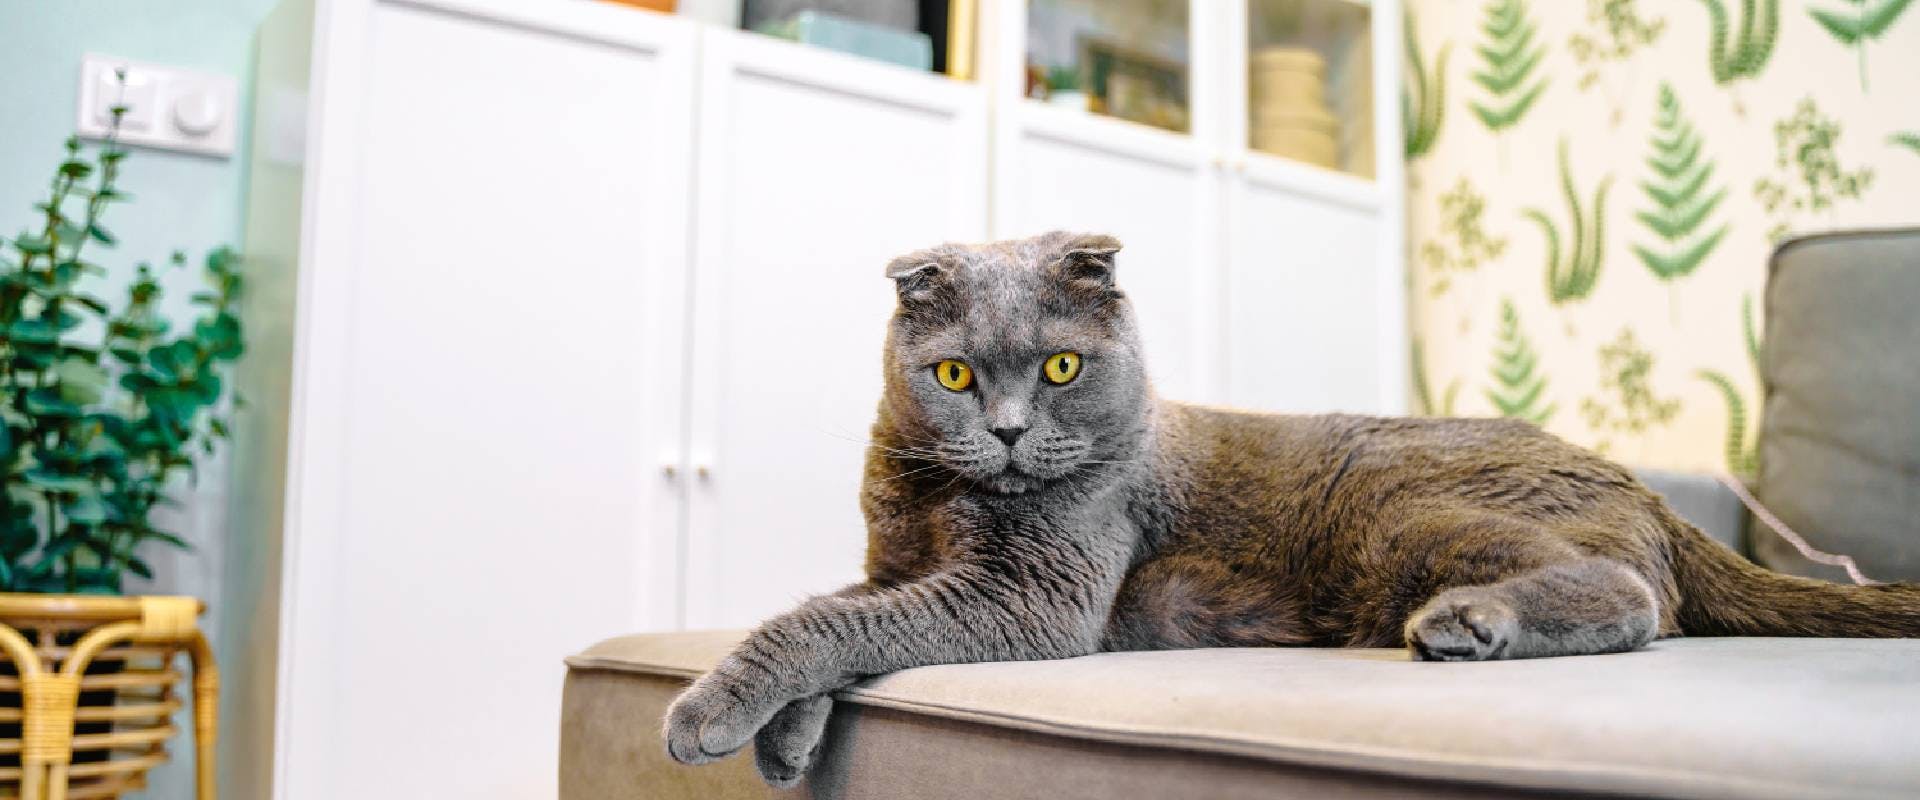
left=1406, top=588, right=1518, bottom=662
left=754, top=694, right=834, bottom=787
left=662, top=676, right=783, bottom=766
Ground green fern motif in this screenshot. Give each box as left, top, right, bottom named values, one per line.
left=1526, top=139, right=1613, bottom=305
left=1631, top=84, right=1728, bottom=289
left=1413, top=338, right=1461, bottom=416
left=1470, top=0, right=1548, bottom=133
left=1486, top=298, right=1555, bottom=424
left=1808, top=0, right=1914, bottom=89
left=1404, top=12, right=1451, bottom=158
left=1753, top=98, right=1874, bottom=242
left=1894, top=131, right=1920, bottom=154
left=1569, top=0, right=1667, bottom=93
left=1695, top=295, right=1762, bottom=475
left=1581, top=329, right=1681, bottom=452
left=1700, top=0, right=1778, bottom=85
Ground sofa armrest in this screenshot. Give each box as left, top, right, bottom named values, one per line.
left=1633, top=469, right=1747, bottom=555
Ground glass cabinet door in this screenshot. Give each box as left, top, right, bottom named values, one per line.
left=1026, top=0, right=1192, bottom=133
left=1246, top=0, right=1373, bottom=178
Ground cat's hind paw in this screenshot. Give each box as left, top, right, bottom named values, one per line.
left=662, top=677, right=781, bottom=766
left=1406, top=588, right=1518, bottom=662
left=754, top=694, right=834, bottom=788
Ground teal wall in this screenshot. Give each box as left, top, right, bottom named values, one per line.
left=1, top=0, right=278, bottom=304
left=2, top=2, right=283, bottom=797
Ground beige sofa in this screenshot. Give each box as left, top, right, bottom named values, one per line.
left=563, top=628, right=1920, bottom=799
left=560, top=231, right=1920, bottom=799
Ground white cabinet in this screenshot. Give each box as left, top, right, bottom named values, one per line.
left=682, top=31, right=988, bottom=628
left=263, top=2, right=696, bottom=798
left=988, top=0, right=1405, bottom=411
left=1223, top=159, right=1386, bottom=412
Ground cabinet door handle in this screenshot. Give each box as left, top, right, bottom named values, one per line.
left=662, top=463, right=680, bottom=480
left=694, top=463, right=712, bottom=481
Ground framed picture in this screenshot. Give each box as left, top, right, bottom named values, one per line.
left=1081, top=37, right=1189, bottom=132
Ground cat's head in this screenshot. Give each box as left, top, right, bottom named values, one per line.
left=879, top=232, right=1152, bottom=495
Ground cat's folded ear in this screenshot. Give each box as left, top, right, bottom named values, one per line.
left=1049, top=233, right=1123, bottom=291
left=885, top=252, right=952, bottom=306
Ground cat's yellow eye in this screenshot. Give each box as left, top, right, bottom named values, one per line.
left=935, top=360, right=973, bottom=391
left=1044, top=352, right=1082, bottom=384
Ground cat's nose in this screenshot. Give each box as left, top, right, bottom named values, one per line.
left=991, top=426, right=1027, bottom=446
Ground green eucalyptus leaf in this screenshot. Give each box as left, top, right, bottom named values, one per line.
left=50, top=307, right=85, bottom=331
left=23, top=467, right=94, bottom=493
left=24, top=387, right=83, bottom=417
left=9, top=348, right=54, bottom=371
left=62, top=493, right=112, bottom=525
left=8, top=318, right=61, bottom=343
left=119, top=371, right=159, bottom=393
left=38, top=533, right=83, bottom=562
left=147, top=343, right=184, bottom=381
left=196, top=313, right=244, bottom=359
left=72, top=294, right=110, bottom=315
left=206, top=247, right=236, bottom=273
left=189, top=372, right=223, bottom=405
left=16, top=235, right=52, bottom=255
left=53, top=358, right=107, bottom=405
left=140, top=529, right=192, bottom=550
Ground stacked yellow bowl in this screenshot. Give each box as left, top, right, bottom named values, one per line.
left=1248, top=47, right=1339, bottom=169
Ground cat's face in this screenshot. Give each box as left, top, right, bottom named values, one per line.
left=881, top=232, right=1152, bottom=495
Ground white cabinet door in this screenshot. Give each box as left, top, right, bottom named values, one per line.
left=992, top=104, right=1221, bottom=404
left=277, top=2, right=694, bottom=797
left=1222, top=157, right=1388, bottom=414
left=682, top=31, right=989, bottom=629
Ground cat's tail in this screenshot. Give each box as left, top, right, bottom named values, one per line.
left=1668, top=513, right=1920, bottom=637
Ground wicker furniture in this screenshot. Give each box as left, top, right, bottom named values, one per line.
left=0, top=595, right=216, bottom=800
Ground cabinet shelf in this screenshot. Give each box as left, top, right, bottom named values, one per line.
left=1012, top=97, right=1202, bottom=169
left=1239, top=148, right=1380, bottom=212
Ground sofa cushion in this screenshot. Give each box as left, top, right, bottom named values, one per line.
left=1757, top=229, right=1920, bottom=581
left=1635, top=469, right=1747, bottom=553
left=562, top=631, right=1920, bottom=799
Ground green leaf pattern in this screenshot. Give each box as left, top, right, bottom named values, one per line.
left=1632, top=84, right=1728, bottom=284
left=1470, top=0, right=1549, bottom=133
left=1405, top=0, right=1912, bottom=470
left=1807, top=0, right=1914, bottom=88
left=1404, top=12, right=1451, bottom=159
left=1486, top=298, right=1556, bottom=424
left=1526, top=140, right=1612, bottom=305
left=1699, top=0, right=1778, bottom=85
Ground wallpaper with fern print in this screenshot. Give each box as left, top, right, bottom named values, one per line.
left=1405, top=0, right=1920, bottom=473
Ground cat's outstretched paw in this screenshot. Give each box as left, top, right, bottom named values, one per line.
left=662, top=677, right=781, bottom=766
left=754, top=694, right=833, bottom=787
left=1406, top=588, right=1518, bottom=662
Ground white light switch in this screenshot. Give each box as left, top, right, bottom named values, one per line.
left=78, top=53, right=239, bottom=158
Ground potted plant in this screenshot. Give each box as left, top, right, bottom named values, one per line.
left=0, top=83, right=242, bottom=800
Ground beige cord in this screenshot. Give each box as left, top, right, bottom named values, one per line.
left=1717, top=473, right=1877, bottom=585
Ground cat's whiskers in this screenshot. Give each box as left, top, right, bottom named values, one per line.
left=813, top=428, right=948, bottom=459
left=876, top=462, right=952, bottom=484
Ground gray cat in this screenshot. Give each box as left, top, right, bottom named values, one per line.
left=665, top=231, right=1920, bottom=787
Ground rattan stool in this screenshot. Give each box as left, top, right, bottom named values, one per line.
left=0, top=594, right=216, bottom=800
